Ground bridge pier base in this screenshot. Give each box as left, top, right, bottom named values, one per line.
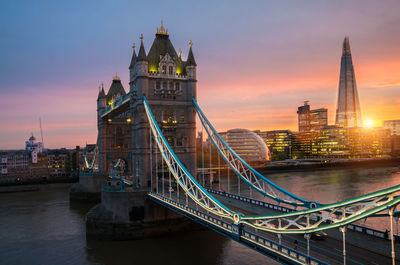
left=69, top=173, right=105, bottom=202
left=86, top=189, right=201, bottom=240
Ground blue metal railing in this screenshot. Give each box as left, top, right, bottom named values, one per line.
left=148, top=191, right=328, bottom=265
left=208, top=188, right=400, bottom=242
left=347, top=223, right=400, bottom=242
left=207, top=188, right=294, bottom=213
left=101, top=93, right=131, bottom=117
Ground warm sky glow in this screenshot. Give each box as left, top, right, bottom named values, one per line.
left=1, top=0, right=400, bottom=149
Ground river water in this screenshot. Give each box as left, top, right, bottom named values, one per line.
left=1, top=166, right=399, bottom=265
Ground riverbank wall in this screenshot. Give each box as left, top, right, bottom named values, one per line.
left=258, top=157, right=400, bottom=174
left=0, top=182, right=73, bottom=193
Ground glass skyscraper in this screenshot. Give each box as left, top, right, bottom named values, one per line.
left=335, top=37, right=362, bottom=128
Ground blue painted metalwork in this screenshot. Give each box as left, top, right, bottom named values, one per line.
left=148, top=192, right=328, bottom=265
left=101, top=93, right=131, bottom=118
left=143, top=96, right=234, bottom=217
left=208, top=188, right=400, bottom=242
left=193, top=98, right=315, bottom=208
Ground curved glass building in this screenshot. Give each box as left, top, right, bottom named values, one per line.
left=220, top=129, right=270, bottom=164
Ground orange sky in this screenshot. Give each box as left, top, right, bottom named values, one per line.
left=1, top=0, right=400, bottom=149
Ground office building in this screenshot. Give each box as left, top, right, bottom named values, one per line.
left=297, top=101, right=327, bottom=132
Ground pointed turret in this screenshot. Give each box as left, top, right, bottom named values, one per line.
left=147, top=21, right=182, bottom=73
left=185, top=40, right=197, bottom=81
left=106, top=74, right=126, bottom=102
left=129, top=43, right=137, bottom=69
left=186, top=40, right=197, bottom=66
left=335, top=36, right=362, bottom=128
left=137, top=34, right=147, bottom=61
left=97, top=83, right=106, bottom=100
left=97, top=83, right=106, bottom=111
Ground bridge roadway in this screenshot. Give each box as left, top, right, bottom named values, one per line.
left=151, top=186, right=394, bottom=265
left=210, top=190, right=394, bottom=265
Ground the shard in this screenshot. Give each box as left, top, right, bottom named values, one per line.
left=335, top=36, right=362, bottom=128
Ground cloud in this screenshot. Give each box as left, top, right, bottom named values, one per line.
left=373, top=82, right=400, bottom=88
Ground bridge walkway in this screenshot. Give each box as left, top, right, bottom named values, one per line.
left=210, top=189, right=395, bottom=265
left=149, top=191, right=328, bottom=265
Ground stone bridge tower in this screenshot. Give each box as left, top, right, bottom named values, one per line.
left=96, top=22, right=196, bottom=189
left=129, top=22, right=197, bottom=190
left=97, top=75, right=132, bottom=174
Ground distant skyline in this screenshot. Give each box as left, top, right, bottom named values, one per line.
left=1, top=0, right=400, bottom=149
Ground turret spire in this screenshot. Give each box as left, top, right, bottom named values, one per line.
left=137, top=34, right=147, bottom=61
left=129, top=43, right=137, bottom=69
left=97, top=82, right=106, bottom=100
left=186, top=40, right=196, bottom=66
left=156, top=20, right=168, bottom=35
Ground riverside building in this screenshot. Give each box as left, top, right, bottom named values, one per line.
left=297, top=101, right=327, bottom=132
left=219, top=129, right=270, bottom=165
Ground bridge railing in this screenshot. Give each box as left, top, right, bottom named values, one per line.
left=347, top=223, right=400, bottom=242
left=207, top=188, right=293, bottom=213
left=241, top=229, right=328, bottom=265
left=101, top=93, right=131, bottom=117
left=209, top=188, right=400, bottom=242
left=148, top=191, right=328, bottom=265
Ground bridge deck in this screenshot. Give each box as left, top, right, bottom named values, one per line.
left=150, top=185, right=397, bottom=265
left=148, top=191, right=328, bottom=265
left=209, top=189, right=396, bottom=265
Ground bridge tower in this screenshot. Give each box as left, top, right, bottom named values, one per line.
left=129, top=22, right=197, bottom=190
left=97, top=75, right=132, bottom=174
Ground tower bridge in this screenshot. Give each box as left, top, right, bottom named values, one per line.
left=82, top=23, right=400, bottom=264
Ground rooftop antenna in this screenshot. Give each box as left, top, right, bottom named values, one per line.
left=39, top=117, right=44, bottom=147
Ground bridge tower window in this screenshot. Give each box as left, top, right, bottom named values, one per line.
left=167, top=137, right=175, bottom=147
left=176, top=138, right=183, bottom=146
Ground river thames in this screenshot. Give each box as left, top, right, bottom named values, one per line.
left=1, top=166, right=399, bottom=265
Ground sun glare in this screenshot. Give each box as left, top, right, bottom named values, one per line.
left=364, top=119, right=374, bottom=128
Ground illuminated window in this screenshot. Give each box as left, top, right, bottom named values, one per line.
left=180, top=115, right=185, bottom=122
left=167, top=137, right=175, bottom=146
